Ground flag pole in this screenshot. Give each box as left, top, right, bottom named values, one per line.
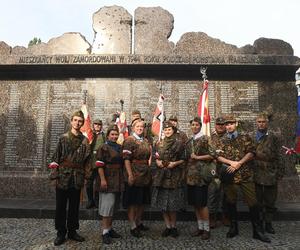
left=81, top=89, right=88, bottom=207
left=120, top=99, right=124, bottom=112
left=200, top=66, right=207, bottom=81
left=82, top=89, right=88, bottom=105
left=159, top=83, right=164, bottom=141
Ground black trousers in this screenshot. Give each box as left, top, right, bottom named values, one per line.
left=55, top=187, right=81, bottom=236
left=255, top=183, right=277, bottom=223
left=86, top=168, right=99, bottom=203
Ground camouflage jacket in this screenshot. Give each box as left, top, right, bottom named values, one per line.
left=218, top=132, right=256, bottom=183
left=128, top=122, right=154, bottom=145
left=252, top=131, right=284, bottom=185
left=186, top=135, right=216, bottom=186
left=95, top=142, right=124, bottom=192
left=153, top=135, right=186, bottom=188
left=176, top=130, right=189, bottom=145
left=122, top=136, right=152, bottom=187
left=49, top=131, right=91, bottom=190
left=211, top=131, right=226, bottom=151
left=90, top=131, right=105, bottom=166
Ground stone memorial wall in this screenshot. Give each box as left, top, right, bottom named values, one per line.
left=0, top=6, right=299, bottom=201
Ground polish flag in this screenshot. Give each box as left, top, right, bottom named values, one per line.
left=197, top=80, right=211, bottom=136
left=116, top=111, right=129, bottom=144
left=80, top=104, right=93, bottom=143
left=151, top=94, right=165, bottom=141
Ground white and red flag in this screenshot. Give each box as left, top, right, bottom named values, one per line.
left=197, top=79, right=211, bottom=136
left=80, top=103, right=94, bottom=143
left=116, top=111, right=129, bottom=144
left=151, top=94, right=165, bottom=141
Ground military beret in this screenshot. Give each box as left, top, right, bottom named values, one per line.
left=163, top=120, right=177, bottom=132
left=189, top=117, right=202, bottom=125
left=71, top=110, right=84, bottom=120
left=93, top=119, right=102, bottom=125
left=215, top=117, right=226, bottom=125
left=168, top=115, right=178, bottom=122
left=224, top=114, right=237, bottom=123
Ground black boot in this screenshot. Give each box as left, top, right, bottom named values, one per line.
left=68, top=231, right=85, bottom=242
left=54, top=230, right=66, bottom=246
left=250, top=206, right=271, bottom=243
left=227, top=221, right=238, bottom=238
left=226, top=203, right=238, bottom=238
left=265, top=222, right=275, bottom=234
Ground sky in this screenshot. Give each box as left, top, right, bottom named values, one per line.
left=0, top=0, right=299, bottom=57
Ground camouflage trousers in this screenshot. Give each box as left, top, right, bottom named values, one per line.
left=255, top=183, right=278, bottom=223
left=223, top=181, right=257, bottom=207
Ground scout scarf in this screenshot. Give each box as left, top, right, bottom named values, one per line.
left=227, top=131, right=238, bottom=140
left=193, top=130, right=203, bottom=140
left=106, top=140, right=121, bottom=153
left=133, top=132, right=143, bottom=141
left=162, top=133, right=177, bottom=152
left=256, top=130, right=268, bottom=142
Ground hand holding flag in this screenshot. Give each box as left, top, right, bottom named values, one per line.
left=282, top=145, right=297, bottom=155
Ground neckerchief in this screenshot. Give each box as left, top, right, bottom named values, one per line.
left=193, top=130, right=203, bottom=140
left=227, top=131, right=238, bottom=140
left=163, top=133, right=177, bottom=151
left=106, top=140, right=121, bottom=153
left=133, top=132, right=143, bottom=141
left=256, top=130, right=268, bottom=142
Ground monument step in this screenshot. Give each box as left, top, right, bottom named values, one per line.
left=0, top=198, right=299, bottom=221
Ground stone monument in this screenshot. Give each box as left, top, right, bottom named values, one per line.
left=0, top=6, right=299, bottom=202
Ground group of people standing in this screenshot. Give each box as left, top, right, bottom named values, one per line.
left=49, top=109, right=284, bottom=246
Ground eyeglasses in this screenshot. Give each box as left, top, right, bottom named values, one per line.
left=94, top=123, right=102, bottom=125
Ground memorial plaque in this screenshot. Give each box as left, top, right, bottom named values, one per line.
left=0, top=5, right=299, bottom=202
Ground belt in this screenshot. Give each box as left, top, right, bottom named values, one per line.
left=106, top=163, right=122, bottom=169
left=60, top=160, right=82, bottom=169
left=132, top=159, right=148, bottom=165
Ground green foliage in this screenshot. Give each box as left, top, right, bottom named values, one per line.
left=28, top=37, right=41, bottom=47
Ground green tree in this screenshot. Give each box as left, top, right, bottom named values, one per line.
left=28, top=37, right=41, bottom=47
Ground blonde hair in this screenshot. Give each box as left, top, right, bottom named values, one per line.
left=131, top=118, right=145, bottom=128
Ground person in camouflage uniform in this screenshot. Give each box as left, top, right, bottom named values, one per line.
left=49, top=110, right=91, bottom=246
left=152, top=121, right=186, bottom=238
left=217, top=114, right=270, bottom=243
left=86, top=119, right=106, bottom=209
left=128, top=110, right=154, bottom=145
left=168, top=115, right=189, bottom=144
left=208, top=116, right=229, bottom=228
left=253, top=113, right=284, bottom=234
left=122, top=118, right=152, bottom=238
left=95, top=125, right=123, bottom=244
left=186, top=117, right=216, bottom=240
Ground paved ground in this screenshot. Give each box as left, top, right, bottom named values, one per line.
left=1, top=219, right=300, bottom=250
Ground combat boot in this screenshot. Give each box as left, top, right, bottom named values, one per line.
left=226, top=221, right=238, bottom=238
left=265, top=222, right=275, bottom=234
left=226, top=203, right=238, bottom=238
left=250, top=206, right=271, bottom=243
